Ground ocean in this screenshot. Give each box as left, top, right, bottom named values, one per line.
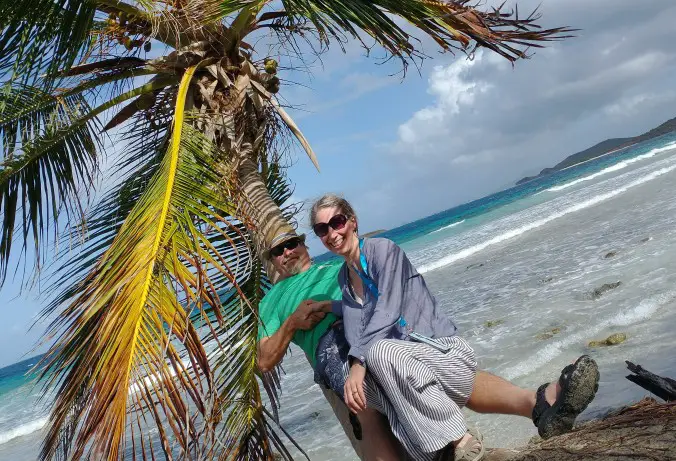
left=2, top=133, right=676, bottom=459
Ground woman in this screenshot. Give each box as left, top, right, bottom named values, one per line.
left=310, top=194, right=600, bottom=461
left=311, top=194, right=483, bottom=461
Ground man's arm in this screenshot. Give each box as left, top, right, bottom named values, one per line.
left=257, top=300, right=330, bottom=372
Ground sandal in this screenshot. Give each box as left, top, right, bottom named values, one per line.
left=532, top=355, right=600, bottom=439
left=437, top=427, right=485, bottom=461
left=454, top=427, right=485, bottom=461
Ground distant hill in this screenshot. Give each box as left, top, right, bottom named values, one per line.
left=361, top=229, right=387, bottom=238
left=516, top=116, right=676, bottom=185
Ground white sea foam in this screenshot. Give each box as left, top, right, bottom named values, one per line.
left=0, top=417, right=48, bottom=445
left=501, top=290, right=676, bottom=381
left=418, top=162, right=676, bottom=274
left=547, top=141, right=676, bottom=193
left=431, top=219, right=465, bottom=233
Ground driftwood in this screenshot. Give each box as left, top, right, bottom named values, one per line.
left=626, top=361, right=676, bottom=402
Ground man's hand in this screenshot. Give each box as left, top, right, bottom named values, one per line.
left=344, top=362, right=367, bottom=414
left=290, top=299, right=327, bottom=331
left=258, top=299, right=331, bottom=372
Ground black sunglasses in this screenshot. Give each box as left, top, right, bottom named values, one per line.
left=313, top=214, right=349, bottom=238
left=270, top=238, right=302, bottom=258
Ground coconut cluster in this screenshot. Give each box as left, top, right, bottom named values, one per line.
left=106, top=12, right=151, bottom=52
left=262, top=58, right=280, bottom=94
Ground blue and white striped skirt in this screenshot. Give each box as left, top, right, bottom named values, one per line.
left=315, top=325, right=477, bottom=460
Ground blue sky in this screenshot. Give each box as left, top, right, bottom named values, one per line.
left=2, top=0, right=676, bottom=367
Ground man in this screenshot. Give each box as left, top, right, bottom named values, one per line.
left=257, top=230, right=599, bottom=461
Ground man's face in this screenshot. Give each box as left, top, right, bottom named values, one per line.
left=269, top=238, right=311, bottom=278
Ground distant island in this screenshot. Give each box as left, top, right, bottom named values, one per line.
left=361, top=229, right=387, bottom=238
left=516, top=116, right=676, bottom=185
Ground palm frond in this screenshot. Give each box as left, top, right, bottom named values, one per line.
left=37, top=66, right=277, bottom=461
left=0, top=70, right=177, bottom=286
left=0, top=84, right=100, bottom=285
left=254, top=0, right=573, bottom=65
left=0, top=0, right=97, bottom=86
left=47, top=118, right=170, bottom=305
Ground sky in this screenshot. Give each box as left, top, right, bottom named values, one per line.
left=2, top=0, right=676, bottom=367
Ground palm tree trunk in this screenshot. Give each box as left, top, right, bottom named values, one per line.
left=237, top=156, right=365, bottom=457
left=193, top=57, right=364, bottom=456
left=237, top=155, right=294, bottom=282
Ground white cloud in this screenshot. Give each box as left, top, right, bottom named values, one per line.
left=603, top=91, right=676, bottom=117
left=397, top=53, right=493, bottom=148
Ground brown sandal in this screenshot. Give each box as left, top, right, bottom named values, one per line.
left=454, top=427, right=485, bottom=461
left=437, top=427, right=485, bottom=461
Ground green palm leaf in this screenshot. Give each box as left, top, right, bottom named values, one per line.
left=250, top=0, right=573, bottom=64
left=0, top=0, right=97, bottom=86
left=0, top=84, right=100, bottom=283
left=0, top=73, right=178, bottom=285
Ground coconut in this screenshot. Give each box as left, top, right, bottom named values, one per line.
left=264, top=58, right=278, bottom=74
left=265, top=76, right=280, bottom=93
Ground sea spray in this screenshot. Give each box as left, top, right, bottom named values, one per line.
left=430, top=219, right=465, bottom=234
left=0, top=417, right=48, bottom=445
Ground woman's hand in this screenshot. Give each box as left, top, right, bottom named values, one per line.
left=344, top=362, right=367, bottom=414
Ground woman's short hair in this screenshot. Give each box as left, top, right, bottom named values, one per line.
left=309, top=194, right=358, bottom=232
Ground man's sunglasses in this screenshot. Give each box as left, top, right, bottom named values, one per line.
left=270, top=238, right=302, bottom=258
left=313, top=214, right=348, bottom=238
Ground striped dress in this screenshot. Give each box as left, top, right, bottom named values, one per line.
left=315, top=325, right=477, bottom=460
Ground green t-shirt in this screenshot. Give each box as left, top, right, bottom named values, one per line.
left=258, top=262, right=342, bottom=366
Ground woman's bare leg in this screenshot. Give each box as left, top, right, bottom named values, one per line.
left=466, top=370, right=560, bottom=418
left=358, top=409, right=404, bottom=461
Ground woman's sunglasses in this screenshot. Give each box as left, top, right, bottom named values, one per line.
left=270, top=238, right=301, bottom=258
left=313, top=214, right=348, bottom=238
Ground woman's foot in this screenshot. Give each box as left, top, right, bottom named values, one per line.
left=532, top=355, right=600, bottom=439
left=443, top=428, right=485, bottom=461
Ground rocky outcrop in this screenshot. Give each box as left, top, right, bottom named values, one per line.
left=587, top=332, right=627, bottom=347
left=587, top=281, right=621, bottom=300
left=535, top=327, right=561, bottom=341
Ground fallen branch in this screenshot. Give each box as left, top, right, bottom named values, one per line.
left=625, top=361, right=676, bottom=402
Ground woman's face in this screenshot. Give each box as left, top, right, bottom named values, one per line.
left=314, top=206, right=358, bottom=257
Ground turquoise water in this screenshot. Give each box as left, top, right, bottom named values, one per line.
left=2, top=132, right=676, bottom=457
left=0, top=356, right=41, bottom=395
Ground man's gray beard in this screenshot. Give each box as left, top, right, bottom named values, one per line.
left=287, top=261, right=305, bottom=275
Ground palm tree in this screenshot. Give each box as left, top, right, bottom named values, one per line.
left=0, top=1, right=570, bottom=459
